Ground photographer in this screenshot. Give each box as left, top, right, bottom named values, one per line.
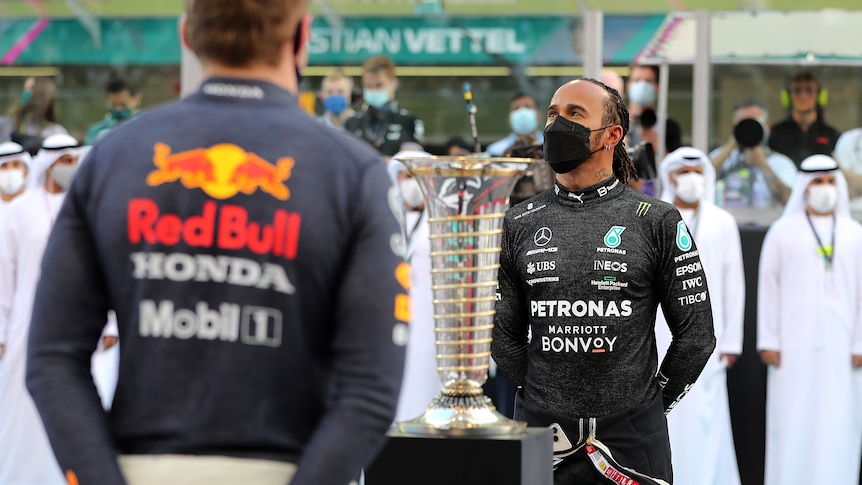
left=710, top=99, right=797, bottom=209
left=625, top=64, right=682, bottom=159
left=625, top=141, right=658, bottom=197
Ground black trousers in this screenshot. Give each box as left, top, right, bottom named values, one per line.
left=515, top=389, right=672, bottom=485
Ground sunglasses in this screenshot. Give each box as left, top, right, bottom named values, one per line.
left=791, top=86, right=817, bottom=95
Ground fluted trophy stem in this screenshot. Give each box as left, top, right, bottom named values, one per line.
left=396, top=155, right=534, bottom=437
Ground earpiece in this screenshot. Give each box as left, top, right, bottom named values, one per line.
left=780, top=87, right=828, bottom=108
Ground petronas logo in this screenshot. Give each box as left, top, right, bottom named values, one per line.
left=636, top=202, right=651, bottom=217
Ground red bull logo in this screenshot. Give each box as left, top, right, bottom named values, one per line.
left=146, top=143, right=295, bottom=201
left=128, top=199, right=301, bottom=260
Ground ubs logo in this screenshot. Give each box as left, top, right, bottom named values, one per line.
left=534, top=227, right=553, bottom=247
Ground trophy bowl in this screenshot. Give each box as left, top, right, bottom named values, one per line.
left=396, top=155, right=535, bottom=437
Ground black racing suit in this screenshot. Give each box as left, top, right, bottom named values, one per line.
left=492, top=176, right=715, bottom=484
left=343, top=101, right=424, bottom=156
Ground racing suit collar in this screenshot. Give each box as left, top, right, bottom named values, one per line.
left=553, top=175, right=624, bottom=206
left=197, top=77, right=297, bottom=106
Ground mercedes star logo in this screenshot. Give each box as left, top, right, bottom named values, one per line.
left=534, top=227, right=553, bottom=247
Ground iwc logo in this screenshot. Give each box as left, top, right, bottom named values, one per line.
left=603, top=226, right=626, bottom=248
left=534, top=227, right=553, bottom=247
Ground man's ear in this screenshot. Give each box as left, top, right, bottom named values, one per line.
left=179, top=14, right=192, bottom=51
left=607, top=124, right=624, bottom=147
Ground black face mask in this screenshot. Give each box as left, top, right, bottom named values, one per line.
left=543, top=116, right=609, bottom=174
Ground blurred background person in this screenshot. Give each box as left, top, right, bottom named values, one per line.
left=0, top=133, right=83, bottom=485
left=386, top=149, right=439, bottom=424
left=8, top=77, right=69, bottom=155
left=442, top=135, right=473, bottom=156
left=769, top=71, right=840, bottom=168
left=626, top=63, right=682, bottom=159
left=344, top=55, right=424, bottom=156
left=833, top=127, right=862, bottom=209
left=84, top=76, right=143, bottom=145
left=656, top=147, right=744, bottom=485
left=487, top=92, right=543, bottom=156
left=0, top=142, right=32, bottom=213
left=710, top=99, right=797, bottom=209
left=757, top=154, right=862, bottom=485
left=601, top=69, right=625, bottom=97
left=317, top=68, right=355, bottom=130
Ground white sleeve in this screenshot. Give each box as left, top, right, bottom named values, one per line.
left=767, top=152, right=798, bottom=188
left=853, top=230, right=862, bottom=356
left=0, top=215, right=18, bottom=346
left=718, top=217, right=745, bottom=355
left=757, top=225, right=782, bottom=351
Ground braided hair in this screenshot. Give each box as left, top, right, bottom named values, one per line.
left=581, top=78, right=637, bottom=184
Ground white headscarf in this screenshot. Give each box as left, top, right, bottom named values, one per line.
left=386, top=149, right=432, bottom=185
left=0, top=141, right=33, bottom=195
left=0, top=142, right=32, bottom=169
left=30, top=133, right=81, bottom=189
left=782, top=154, right=850, bottom=218
left=658, top=146, right=717, bottom=205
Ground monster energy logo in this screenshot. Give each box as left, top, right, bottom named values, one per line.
left=636, top=202, right=651, bottom=217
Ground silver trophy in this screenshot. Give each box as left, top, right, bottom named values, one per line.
left=397, top=155, right=534, bottom=437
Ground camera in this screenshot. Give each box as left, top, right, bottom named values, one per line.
left=733, top=118, right=765, bottom=149
left=627, top=141, right=656, bottom=180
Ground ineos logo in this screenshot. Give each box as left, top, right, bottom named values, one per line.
left=534, top=227, right=552, bottom=247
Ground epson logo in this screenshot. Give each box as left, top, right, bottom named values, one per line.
left=594, top=260, right=628, bottom=273
left=675, top=261, right=703, bottom=277
left=203, top=83, right=265, bottom=99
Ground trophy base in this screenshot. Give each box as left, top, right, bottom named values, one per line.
left=397, top=392, right=526, bottom=437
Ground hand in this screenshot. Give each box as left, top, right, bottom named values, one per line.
left=0, top=343, right=4, bottom=360
left=720, top=353, right=738, bottom=368
left=743, top=145, right=768, bottom=170
left=853, top=354, right=862, bottom=368
left=101, top=336, right=118, bottom=351
left=723, top=136, right=738, bottom=151
left=760, top=350, right=780, bottom=367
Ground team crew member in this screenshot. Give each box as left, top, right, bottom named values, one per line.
left=757, top=155, right=862, bottom=485
left=0, top=133, right=83, bottom=485
left=768, top=71, right=841, bottom=168
left=26, top=1, right=408, bottom=485
left=344, top=55, right=424, bottom=156
left=492, top=79, right=715, bottom=485
left=656, top=147, right=745, bottom=485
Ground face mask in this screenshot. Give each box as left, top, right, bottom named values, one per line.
left=399, top=177, right=424, bottom=208
left=543, top=116, right=608, bottom=174
left=0, top=168, right=25, bottom=195
left=50, top=163, right=78, bottom=190
left=110, top=108, right=133, bottom=121
left=363, top=89, right=390, bottom=109
left=509, top=107, right=538, bottom=135
left=20, top=90, right=32, bottom=105
left=807, top=184, right=838, bottom=214
left=674, top=172, right=705, bottom=204
left=627, top=80, right=656, bottom=106
left=323, top=95, right=349, bottom=115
